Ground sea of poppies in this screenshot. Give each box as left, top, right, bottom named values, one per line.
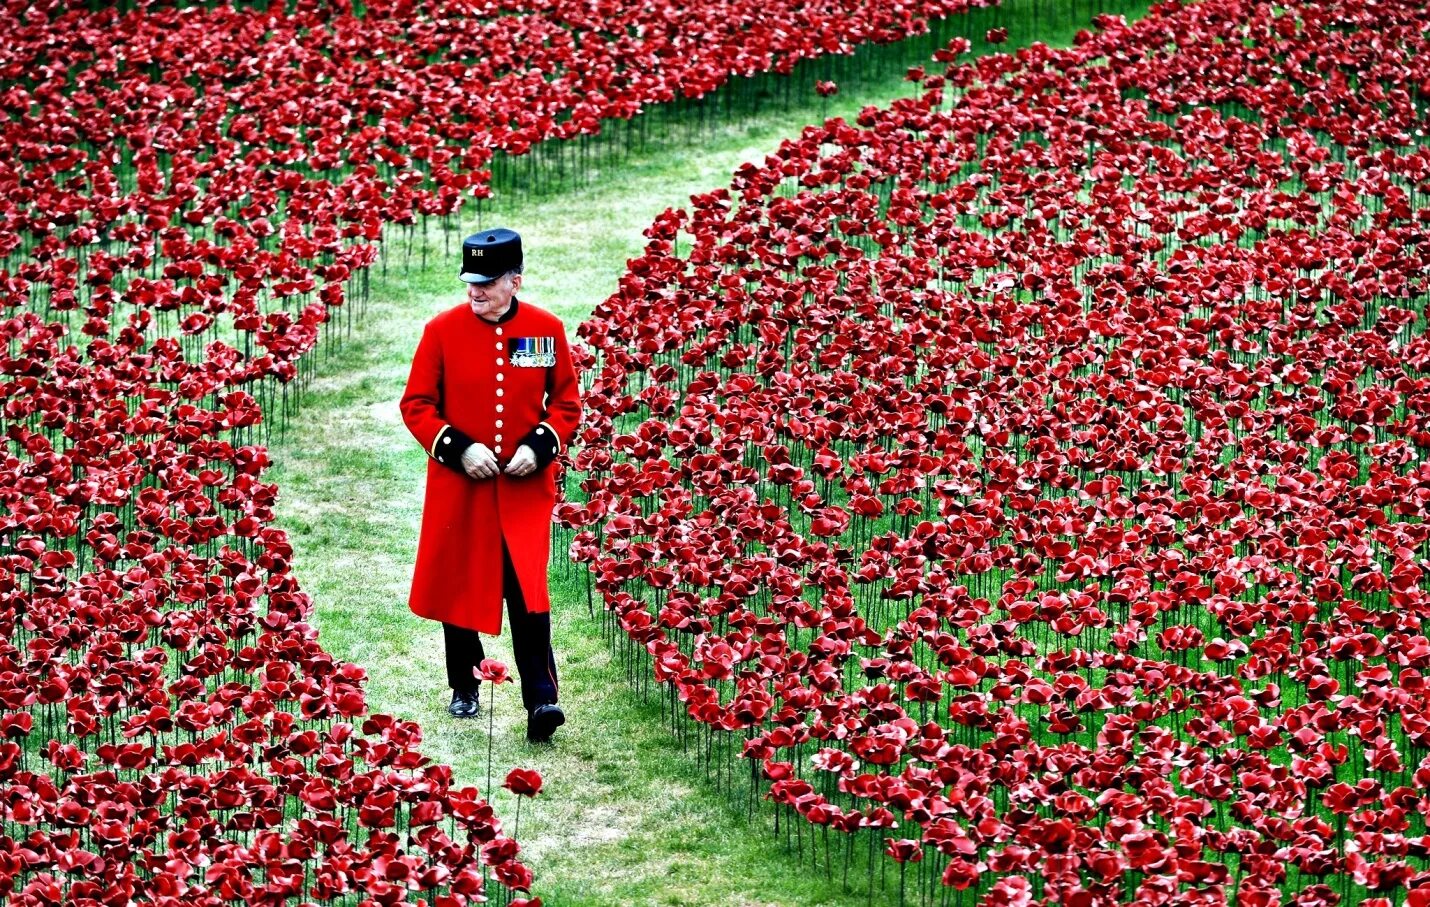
left=9, top=0, right=1430, bottom=901
left=565, top=0, right=1430, bottom=902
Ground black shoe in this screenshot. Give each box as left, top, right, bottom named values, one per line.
left=527, top=704, right=564, bottom=742
left=448, top=687, right=480, bottom=719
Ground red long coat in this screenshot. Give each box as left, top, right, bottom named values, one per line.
left=400, top=298, right=581, bottom=634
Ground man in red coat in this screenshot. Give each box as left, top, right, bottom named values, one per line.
left=400, top=227, right=581, bottom=742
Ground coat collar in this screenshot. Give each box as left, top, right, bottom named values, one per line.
left=473, top=297, right=521, bottom=325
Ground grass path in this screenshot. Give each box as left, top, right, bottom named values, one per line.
left=266, top=2, right=1152, bottom=903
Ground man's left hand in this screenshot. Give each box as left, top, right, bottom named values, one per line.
left=504, top=445, right=538, bottom=477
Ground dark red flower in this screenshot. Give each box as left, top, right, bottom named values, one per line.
left=504, top=768, right=544, bottom=797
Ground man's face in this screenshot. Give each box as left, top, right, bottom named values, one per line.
left=466, top=272, right=521, bottom=321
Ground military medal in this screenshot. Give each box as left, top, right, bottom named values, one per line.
left=512, top=336, right=556, bottom=367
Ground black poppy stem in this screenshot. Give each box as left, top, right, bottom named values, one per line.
left=487, top=690, right=496, bottom=797
left=479, top=660, right=512, bottom=796
left=514, top=794, right=522, bottom=840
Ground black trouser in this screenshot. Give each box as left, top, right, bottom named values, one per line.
left=444, top=541, right=558, bottom=713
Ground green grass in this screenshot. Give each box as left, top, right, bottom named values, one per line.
left=266, top=1, right=1156, bottom=903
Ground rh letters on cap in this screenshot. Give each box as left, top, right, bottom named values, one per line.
left=512, top=337, right=556, bottom=367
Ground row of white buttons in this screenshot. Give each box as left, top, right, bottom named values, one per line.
left=496, top=332, right=505, bottom=452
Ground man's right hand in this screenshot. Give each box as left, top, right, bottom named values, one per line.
left=460, top=443, right=499, bottom=480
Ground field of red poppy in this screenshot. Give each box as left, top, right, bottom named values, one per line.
left=5, top=0, right=1427, bottom=903
left=563, top=0, right=1430, bottom=903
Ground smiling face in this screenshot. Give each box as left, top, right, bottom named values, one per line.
left=466, top=271, right=521, bottom=321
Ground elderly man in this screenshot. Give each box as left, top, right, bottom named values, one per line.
left=400, top=227, right=581, bottom=743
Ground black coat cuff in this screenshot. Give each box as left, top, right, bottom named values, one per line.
left=431, top=424, right=477, bottom=473
left=520, top=424, right=560, bottom=470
